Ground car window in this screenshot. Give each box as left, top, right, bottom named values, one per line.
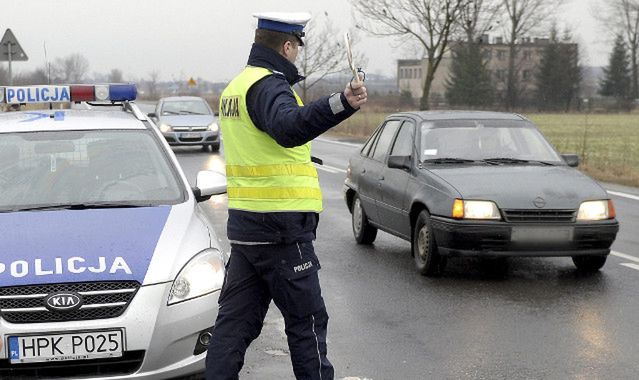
left=419, top=119, right=563, bottom=162
left=390, top=120, right=415, bottom=157
left=361, top=125, right=382, bottom=157
left=0, top=130, right=185, bottom=211
left=161, top=100, right=211, bottom=115
left=371, top=120, right=402, bottom=162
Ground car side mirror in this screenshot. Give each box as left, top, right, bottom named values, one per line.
left=561, top=154, right=579, bottom=167
left=214, top=111, right=219, bottom=116
left=193, top=170, right=227, bottom=202
left=388, top=155, right=411, bottom=171
left=147, top=112, right=157, bottom=119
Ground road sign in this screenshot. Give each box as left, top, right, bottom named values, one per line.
left=0, top=29, right=28, bottom=62
left=1, top=29, right=28, bottom=86
left=187, top=77, right=197, bottom=87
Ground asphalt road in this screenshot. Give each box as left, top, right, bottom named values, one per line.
left=170, top=136, right=639, bottom=380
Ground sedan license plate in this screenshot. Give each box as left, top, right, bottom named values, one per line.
left=181, top=132, right=201, bottom=139
left=511, top=227, right=573, bottom=243
left=8, top=330, right=124, bottom=364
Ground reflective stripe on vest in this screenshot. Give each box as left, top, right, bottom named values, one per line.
left=219, top=66, right=323, bottom=212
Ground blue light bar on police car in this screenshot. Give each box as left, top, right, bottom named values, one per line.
left=0, top=84, right=137, bottom=104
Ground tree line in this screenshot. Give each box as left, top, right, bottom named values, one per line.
left=351, top=0, right=639, bottom=111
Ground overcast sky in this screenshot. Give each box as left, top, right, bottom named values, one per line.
left=1, top=0, right=614, bottom=83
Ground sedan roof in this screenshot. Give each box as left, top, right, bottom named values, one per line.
left=388, top=110, right=528, bottom=122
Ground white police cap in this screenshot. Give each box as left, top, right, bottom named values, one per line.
left=253, top=12, right=311, bottom=45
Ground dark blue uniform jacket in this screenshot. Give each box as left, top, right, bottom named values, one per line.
left=227, top=43, right=357, bottom=244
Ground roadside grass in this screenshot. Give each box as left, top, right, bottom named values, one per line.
left=330, top=111, right=639, bottom=187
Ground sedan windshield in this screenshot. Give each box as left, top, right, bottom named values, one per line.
left=161, top=100, right=211, bottom=116
left=419, top=119, right=563, bottom=163
left=0, top=130, right=185, bottom=212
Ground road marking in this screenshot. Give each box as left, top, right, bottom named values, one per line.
left=315, top=137, right=362, bottom=148
left=315, top=164, right=347, bottom=174
left=620, top=263, right=639, bottom=271
left=611, top=250, right=639, bottom=263
left=607, top=190, right=639, bottom=201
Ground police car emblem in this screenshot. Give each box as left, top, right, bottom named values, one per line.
left=45, top=292, right=83, bottom=312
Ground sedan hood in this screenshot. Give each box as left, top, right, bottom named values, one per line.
left=428, top=165, right=608, bottom=209
left=159, top=115, right=216, bottom=127
left=0, top=204, right=213, bottom=287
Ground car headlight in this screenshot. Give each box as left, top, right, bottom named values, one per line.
left=159, top=123, right=172, bottom=133
left=577, top=200, right=615, bottom=221
left=452, top=199, right=501, bottom=220
left=167, top=248, right=225, bottom=305
left=208, top=122, right=219, bottom=132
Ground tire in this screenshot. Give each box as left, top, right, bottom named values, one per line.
left=352, top=194, right=377, bottom=244
left=412, top=210, right=445, bottom=276
left=572, top=255, right=607, bottom=272
left=210, top=142, right=220, bottom=153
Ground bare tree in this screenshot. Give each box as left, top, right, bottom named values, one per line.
left=147, top=71, right=160, bottom=99
left=500, top=0, right=561, bottom=109
left=297, top=14, right=366, bottom=102
left=458, top=0, right=502, bottom=43
left=108, top=68, right=124, bottom=83
left=52, top=53, right=90, bottom=83
left=596, top=0, right=639, bottom=100
left=352, top=0, right=467, bottom=110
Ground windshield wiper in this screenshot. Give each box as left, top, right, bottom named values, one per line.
left=482, top=157, right=554, bottom=166
left=422, top=157, right=477, bottom=164
left=2, top=203, right=155, bottom=212
left=179, top=110, right=204, bottom=115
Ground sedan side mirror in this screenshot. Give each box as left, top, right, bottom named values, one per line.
left=388, top=155, right=411, bottom=171
left=561, top=154, right=579, bottom=168
left=193, top=170, right=227, bottom=202
left=147, top=112, right=157, bottom=119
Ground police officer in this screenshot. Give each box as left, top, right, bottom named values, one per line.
left=206, top=11, right=367, bottom=380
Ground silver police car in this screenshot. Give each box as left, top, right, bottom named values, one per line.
left=0, top=84, right=227, bottom=379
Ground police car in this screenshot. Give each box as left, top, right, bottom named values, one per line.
left=0, top=84, right=227, bottom=379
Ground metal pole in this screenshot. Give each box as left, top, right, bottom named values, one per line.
left=7, top=41, right=12, bottom=85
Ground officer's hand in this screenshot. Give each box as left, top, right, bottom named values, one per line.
left=344, top=75, right=367, bottom=109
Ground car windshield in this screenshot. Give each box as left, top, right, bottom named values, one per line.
left=419, top=119, right=563, bottom=163
left=161, top=100, right=211, bottom=116
left=0, top=130, right=185, bottom=212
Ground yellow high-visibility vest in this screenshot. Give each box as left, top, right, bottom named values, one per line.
left=219, top=66, right=322, bottom=212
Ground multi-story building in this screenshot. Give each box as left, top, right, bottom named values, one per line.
left=397, top=36, right=577, bottom=107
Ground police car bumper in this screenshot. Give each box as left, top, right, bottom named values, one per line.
left=0, top=282, right=220, bottom=379
left=163, top=131, right=219, bottom=146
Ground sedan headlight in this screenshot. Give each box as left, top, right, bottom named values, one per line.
left=159, top=123, right=172, bottom=133
left=208, top=122, right=219, bottom=132
left=452, top=199, right=501, bottom=220
left=577, top=200, right=615, bottom=221
left=168, top=248, right=225, bottom=305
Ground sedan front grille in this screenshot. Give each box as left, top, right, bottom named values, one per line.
left=0, top=350, right=145, bottom=379
left=0, top=281, right=139, bottom=324
left=502, top=209, right=576, bottom=223
left=172, top=126, right=208, bottom=131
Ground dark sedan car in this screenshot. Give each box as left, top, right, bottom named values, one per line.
left=343, top=111, right=619, bottom=276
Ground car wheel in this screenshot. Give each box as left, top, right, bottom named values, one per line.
left=572, top=255, right=607, bottom=272
left=352, top=194, right=377, bottom=244
left=412, top=210, right=444, bottom=276
left=210, top=142, right=220, bottom=153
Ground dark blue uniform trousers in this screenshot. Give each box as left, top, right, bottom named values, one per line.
left=205, top=242, right=333, bottom=380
